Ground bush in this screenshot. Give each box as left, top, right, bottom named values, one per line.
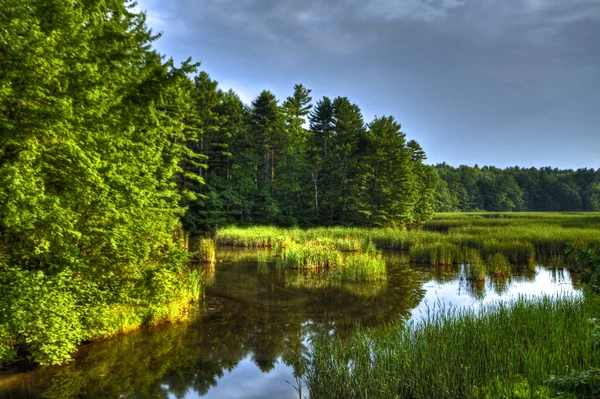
left=0, top=268, right=84, bottom=365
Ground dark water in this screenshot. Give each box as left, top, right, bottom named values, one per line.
left=0, top=248, right=580, bottom=399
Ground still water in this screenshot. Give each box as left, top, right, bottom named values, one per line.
left=0, top=248, right=580, bottom=399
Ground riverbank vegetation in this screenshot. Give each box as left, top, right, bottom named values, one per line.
left=217, top=212, right=600, bottom=270
left=304, top=244, right=600, bottom=398
left=305, top=295, right=600, bottom=399
left=0, top=0, right=210, bottom=366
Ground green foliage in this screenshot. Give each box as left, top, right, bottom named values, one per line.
left=361, top=116, right=416, bottom=226
left=0, top=268, right=83, bottom=365
left=0, top=0, right=203, bottom=365
left=182, top=77, right=437, bottom=228
left=547, top=369, right=600, bottom=399
left=474, top=376, right=554, bottom=399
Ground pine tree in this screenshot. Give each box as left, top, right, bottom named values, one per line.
left=308, top=97, right=335, bottom=221
left=408, top=140, right=438, bottom=223
left=250, top=91, right=284, bottom=222
left=362, top=116, right=416, bottom=227
left=329, top=97, right=366, bottom=225
left=277, top=84, right=313, bottom=225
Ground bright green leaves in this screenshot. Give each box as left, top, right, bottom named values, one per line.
left=0, top=268, right=84, bottom=365
left=0, top=0, right=202, bottom=365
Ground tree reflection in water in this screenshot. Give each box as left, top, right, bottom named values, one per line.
left=0, top=248, right=579, bottom=399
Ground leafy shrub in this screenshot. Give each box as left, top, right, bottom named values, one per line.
left=0, top=268, right=84, bottom=365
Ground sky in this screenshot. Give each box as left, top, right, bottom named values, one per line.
left=137, top=0, right=600, bottom=169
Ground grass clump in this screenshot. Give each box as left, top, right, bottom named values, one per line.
left=486, top=253, right=512, bottom=277
left=281, top=241, right=344, bottom=269
left=466, top=257, right=486, bottom=282
left=280, top=241, right=386, bottom=282
left=304, top=295, right=600, bottom=399
left=198, top=238, right=216, bottom=264
left=342, top=251, right=387, bottom=282
left=409, top=242, right=462, bottom=265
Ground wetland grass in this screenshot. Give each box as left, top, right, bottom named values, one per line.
left=486, top=253, right=512, bottom=277
left=466, top=254, right=486, bottom=281
left=198, top=238, right=216, bottom=264
left=216, top=213, right=600, bottom=272
left=281, top=241, right=344, bottom=269
left=304, top=295, right=600, bottom=399
left=280, top=241, right=387, bottom=282
left=408, top=242, right=463, bottom=265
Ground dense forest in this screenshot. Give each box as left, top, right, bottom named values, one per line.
left=435, top=164, right=600, bottom=212
left=185, top=76, right=438, bottom=232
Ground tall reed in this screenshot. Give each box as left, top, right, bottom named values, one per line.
left=198, top=238, right=216, bottom=264
left=304, top=295, right=600, bottom=399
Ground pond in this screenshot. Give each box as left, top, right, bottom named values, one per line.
left=0, top=248, right=580, bottom=399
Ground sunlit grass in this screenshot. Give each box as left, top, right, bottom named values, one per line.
left=279, top=241, right=387, bottom=282
left=216, top=213, right=600, bottom=273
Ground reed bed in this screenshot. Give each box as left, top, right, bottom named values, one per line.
left=281, top=241, right=345, bottom=269
left=216, top=226, right=300, bottom=247
left=216, top=213, right=600, bottom=270
left=466, top=261, right=486, bottom=282
left=486, top=253, right=512, bottom=277
left=408, top=242, right=463, bottom=265
left=280, top=241, right=387, bottom=282
left=304, top=295, right=600, bottom=399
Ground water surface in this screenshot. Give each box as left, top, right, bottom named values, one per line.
left=0, top=248, right=580, bottom=399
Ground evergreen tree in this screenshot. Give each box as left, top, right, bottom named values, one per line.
left=276, top=84, right=313, bottom=225
left=362, top=116, right=416, bottom=227
left=408, top=140, right=438, bottom=223
left=329, top=97, right=366, bottom=225
left=435, top=164, right=599, bottom=212
left=217, top=90, right=256, bottom=224
left=308, top=97, right=335, bottom=221
left=250, top=91, right=284, bottom=222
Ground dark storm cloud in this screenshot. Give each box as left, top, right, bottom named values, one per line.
left=140, top=0, right=600, bottom=168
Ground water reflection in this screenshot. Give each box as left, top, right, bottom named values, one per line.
left=411, top=264, right=580, bottom=323
left=0, top=248, right=581, bottom=399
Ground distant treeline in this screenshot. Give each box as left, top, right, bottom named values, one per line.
left=435, top=164, right=600, bottom=212
left=185, top=76, right=437, bottom=232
